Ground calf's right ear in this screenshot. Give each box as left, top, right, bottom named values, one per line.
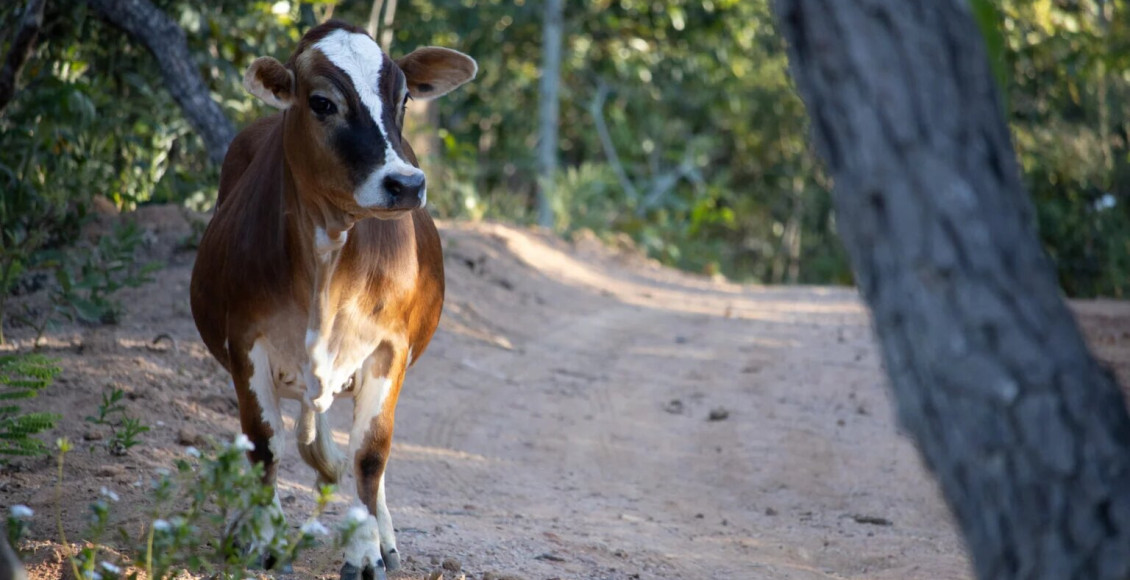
left=243, top=57, right=295, bottom=109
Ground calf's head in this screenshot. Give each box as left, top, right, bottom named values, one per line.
left=243, top=21, right=476, bottom=218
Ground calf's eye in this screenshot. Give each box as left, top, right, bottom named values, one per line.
left=309, top=96, right=337, bottom=116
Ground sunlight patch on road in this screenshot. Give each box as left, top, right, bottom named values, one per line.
left=462, top=222, right=868, bottom=323
left=394, top=441, right=498, bottom=463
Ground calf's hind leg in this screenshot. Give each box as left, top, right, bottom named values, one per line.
left=340, top=347, right=407, bottom=580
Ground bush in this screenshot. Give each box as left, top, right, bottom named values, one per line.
left=39, top=436, right=359, bottom=580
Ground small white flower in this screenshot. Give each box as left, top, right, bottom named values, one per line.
left=100, top=561, right=122, bottom=574
left=346, top=506, right=369, bottom=523
left=152, top=519, right=171, bottom=531
left=300, top=519, right=330, bottom=536
left=83, top=571, right=102, bottom=580
left=10, top=505, right=33, bottom=519
left=99, top=487, right=120, bottom=502
left=185, top=446, right=201, bottom=458
left=156, top=420, right=165, bottom=427
left=233, top=433, right=255, bottom=451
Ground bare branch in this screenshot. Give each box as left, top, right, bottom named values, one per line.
left=85, top=0, right=235, bottom=166
left=379, top=0, right=398, bottom=52
left=589, top=80, right=641, bottom=203
left=0, top=0, right=47, bottom=115
left=637, top=147, right=700, bottom=216
left=366, top=0, right=384, bottom=39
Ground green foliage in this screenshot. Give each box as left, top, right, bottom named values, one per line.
left=970, top=0, right=1010, bottom=109
left=49, top=222, right=162, bottom=325
left=363, top=0, right=837, bottom=282
left=0, top=353, right=61, bottom=461
left=50, top=437, right=353, bottom=580
left=85, top=387, right=150, bottom=455
left=0, top=0, right=283, bottom=338
left=996, top=0, right=1130, bottom=296
left=4, top=0, right=1128, bottom=294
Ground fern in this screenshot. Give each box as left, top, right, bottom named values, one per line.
left=0, top=353, right=61, bottom=461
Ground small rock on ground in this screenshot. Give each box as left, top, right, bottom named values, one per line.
left=707, top=407, right=730, bottom=421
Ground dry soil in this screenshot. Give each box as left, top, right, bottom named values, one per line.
left=6, top=206, right=1130, bottom=580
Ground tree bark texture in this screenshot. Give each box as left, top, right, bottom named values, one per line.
left=536, top=0, right=564, bottom=228
left=0, top=0, right=47, bottom=115
left=775, top=1, right=1130, bottom=578
left=86, top=0, right=234, bottom=166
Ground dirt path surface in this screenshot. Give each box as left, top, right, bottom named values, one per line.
left=7, top=208, right=1129, bottom=579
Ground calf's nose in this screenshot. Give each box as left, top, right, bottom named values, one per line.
left=383, top=172, right=425, bottom=201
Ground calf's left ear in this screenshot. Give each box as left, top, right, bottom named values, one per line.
left=396, top=47, right=478, bottom=101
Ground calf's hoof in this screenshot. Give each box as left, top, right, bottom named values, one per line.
left=340, top=561, right=387, bottom=580
left=382, top=547, right=400, bottom=571
left=262, top=553, right=293, bottom=573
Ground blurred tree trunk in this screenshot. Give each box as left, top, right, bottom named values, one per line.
left=86, top=0, right=235, bottom=166
left=0, top=533, right=27, bottom=580
left=775, top=0, right=1130, bottom=578
left=0, top=0, right=46, bottom=115
left=536, top=0, right=564, bottom=228
left=366, top=0, right=398, bottom=52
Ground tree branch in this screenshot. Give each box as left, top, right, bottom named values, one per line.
left=589, top=80, right=703, bottom=216
left=0, top=0, right=47, bottom=115
left=589, top=80, right=641, bottom=203
left=85, top=0, right=235, bottom=166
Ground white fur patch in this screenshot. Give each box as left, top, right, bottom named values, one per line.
left=313, top=29, right=423, bottom=210
left=314, top=30, right=387, bottom=136
left=375, top=472, right=397, bottom=557
left=248, top=341, right=284, bottom=457
left=349, top=375, right=393, bottom=457
left=314, top=227, right=347, bottom=262
left=343, top=508, right=382, bottom=567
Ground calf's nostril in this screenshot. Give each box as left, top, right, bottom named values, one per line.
left=382, top=172, right=425, bottom=200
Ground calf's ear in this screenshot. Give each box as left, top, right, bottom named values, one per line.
left=396, top=47, right=477, bottom=101
left=243, top=57, right=295, bottom=109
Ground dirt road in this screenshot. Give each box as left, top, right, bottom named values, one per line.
left=3, top=210, right=1019, bottom=579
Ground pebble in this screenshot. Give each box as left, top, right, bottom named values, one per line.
left=707, top=407, right=730, bottom=421
left=177, top=427, right=203, bottom=446
left=97, top=464, right=125, bottom=478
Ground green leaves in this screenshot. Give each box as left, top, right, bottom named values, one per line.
left=0, top=353, right=61, bottom=461
left=85, top=387, right=149, bottom=455
left=52, top=221, right=163, bottom=325
left=970, top=0, right=1010, bottom=111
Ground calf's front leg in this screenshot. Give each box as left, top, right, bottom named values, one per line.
left=340, top=346, right=407, bottom=580
left=230, top=341, right=289, bottom=569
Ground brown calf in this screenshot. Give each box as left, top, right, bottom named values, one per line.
left=190, top=20, right=475, bottom=580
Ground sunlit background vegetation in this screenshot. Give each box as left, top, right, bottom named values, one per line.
left=2, top=0, right=1129, bottom=296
